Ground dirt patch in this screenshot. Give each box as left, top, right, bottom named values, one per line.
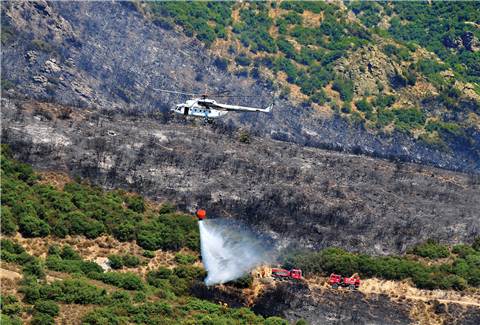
left=38, top=171, right=72, bottom=190
left=9, top=233, right=185, bottom=278
left=360, top=278, right=480, bottom=308
left=57, top=304, right=96, bottom=325
left=0, top=267, right=22, bottom=281
left=301, top=10, right=323, bottom=27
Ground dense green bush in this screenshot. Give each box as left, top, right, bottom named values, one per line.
left=0, top=206, right=17, bottom=235
left=108, top=254, right=124, bottom=269
left=174, top=253, right=196, bottom=265
left=235, top=55, right=252, bottom=67
left=385, top=2, right=480, bottom=83
left=393, top=107, right=426, bottom=132
left=1, top=295, right=22, bottom=318
left=149, top=2, right=233, bottom=46
left=30, top=313, right=55, bottom=325
left=108, top=254, right=141, bottom=269
left=137, top=213, right=199, bottom=251
left=146, top=265, right=205, bottom=296
left=23, top=259, right=45, bottom=279
left=1, top=146, right=199, bottom=251
left=332, top=78, right=354, bottom=102
left=22, top=278, right=108, bottom=305
left=282, top=241, right=480, bottom=290
left=409, top=240, right=450, bottom=259
left=33, top=300, right=59, bottom=317
left=18, top=215, right=50, bottom=237
left=147, top=267, right=172, bottom=287
left=91, top=272, right=144, bottom=291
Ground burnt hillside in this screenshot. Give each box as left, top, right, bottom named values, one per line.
left=1, top=0, right=479, bottom=172
left=2, top=98, right=479, bottom=255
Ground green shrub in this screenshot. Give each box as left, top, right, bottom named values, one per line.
left=22, top=259, right=45, bottom=278
left=159, top=203, right=176, bottom=214
left=282, top=243, right=478, bottom=291
left=142, top=250, right=156, bottom=258
left=332, top=78, right=354, bottom=102
left=235, top=55, right=251, bottom=67
left=81, top=307, right=127, bottom=324
left=473, top=237, right=480, bottom=251
left=238, top=131, right=251, bottom=144
left=125, top=195, right=145, bottom=213
left=38, top=279, right=108, bottom=304
left=426, top=121, right=463, bottom=137
left=19, top=215, right=50, bottom=237
left=355, top=99, right=373, bottom=113
left=393, top=108, right=426, bottom=132
left=137, top=213, right=199, bottom=251
left=30, top=313, right=55, bottom=325
left=1, top=295, right=22, bottom=316
left=147, top=267, right=173, bottom=287
left=265, top=317, right=289, bottom=325
left=174, top=253, right=196, bottom=265
left=277, top=38, right=296, bottom=59
left=33, top=300, right=59, bottom=317
left=46, top=255, right=102, bottom=275
left=122, top=254, right=141, bottom=268
left=93, top=272, right=144, bottom=291
left=60, top=245, right=81, bottom=260
left=452, top=245, right=476, bottom=258
left=108, top=255, right=124, bottom=269
left=0, top=206, right=17, bottom=235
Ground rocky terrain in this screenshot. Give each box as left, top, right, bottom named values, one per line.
left=3, top=98, right=479, bottom=255
left=2, top=0, right=479, bottom=172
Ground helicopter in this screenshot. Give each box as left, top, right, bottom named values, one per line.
left=154, top=88, right=273, bottom=123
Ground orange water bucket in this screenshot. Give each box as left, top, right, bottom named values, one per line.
left=196, top=209, right=207, bottom=220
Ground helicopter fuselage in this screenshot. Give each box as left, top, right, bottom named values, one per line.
left=172, top=99, right=228, bottom=119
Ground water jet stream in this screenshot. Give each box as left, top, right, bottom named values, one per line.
left=199, top=218, right=273, bottom=286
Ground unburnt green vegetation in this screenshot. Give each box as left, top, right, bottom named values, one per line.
left=283, top=238, right=480, bottom=291
left=0, top=145, right=199, bottom=252
left=146, top=1, right=478, bottom=145
left=0, top=149, right=288, bottom=324
left=1, top=238, right=287, bottom=324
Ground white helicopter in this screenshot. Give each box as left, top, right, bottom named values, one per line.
left=155, top=89, right=273, bottom=123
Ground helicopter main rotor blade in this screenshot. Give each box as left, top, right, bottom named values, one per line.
left=152, top=88, right=198, bottom=96
left=214, top=94, right=258, bottom=98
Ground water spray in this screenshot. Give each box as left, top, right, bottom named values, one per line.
left=196, top=209, right=274, bottom=286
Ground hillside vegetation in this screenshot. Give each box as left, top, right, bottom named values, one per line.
left=147, top=0, right=479, bottom=146
left=2, top=145, right=479, bottom=323
left=0, top=144, right=198, bottom=252
left=0, top=146, right=290, bottom=324
left=282, top=239, right=480, bottom=291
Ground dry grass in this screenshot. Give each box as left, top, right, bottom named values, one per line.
left=57, top=304, right=96, bottom=325
left=301, top=10, right=323, bottom=28
left=359, top=278, right=480, bottom=308
left=37, top=171, right=72, bottom=190
left=276, top=71, right=309, bottom=104
left=9, top=233, right=190, bottom=279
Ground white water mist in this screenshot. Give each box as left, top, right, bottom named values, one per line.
left=199, top=218, right=273, bottom=286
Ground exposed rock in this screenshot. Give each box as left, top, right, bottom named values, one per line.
left=43, top=58, right=62, bottom=73
left=461, top=31, right=480, bottom=52
left=25, top=50, right=38, bottom=64
left=32, top=75, right=47, bottom=84
left=334, top=44, right=401, bottom=96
